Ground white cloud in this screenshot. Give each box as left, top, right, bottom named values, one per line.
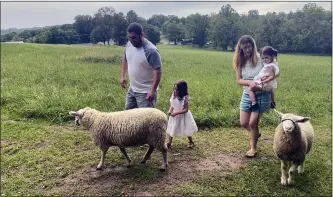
left=1, top=1, right=331, bottom=29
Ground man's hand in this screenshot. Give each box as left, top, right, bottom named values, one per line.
left=121, top=78, right=127, bottom=89
left=146, top=89, right=155, bottom=102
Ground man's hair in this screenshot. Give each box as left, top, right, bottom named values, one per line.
left=127, top=22, right=143, bottom=36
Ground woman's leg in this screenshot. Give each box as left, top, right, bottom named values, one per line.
left=240, top=110, right=251, bottom=132
left=249, top=112, right=261, bottom=153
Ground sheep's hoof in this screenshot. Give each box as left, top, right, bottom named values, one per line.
left=96, top=167, right=103, bottom=171
left=140, top=160, right=147, bottom=164
left=281, top=178, right=287, bottom=185
left=126, top=164, right=132, bottom=168
left=297, top=166, right=304, bottom=174
left=287, top=178, right=294, bottom=185
left=159, top=165, right=168, bottom=171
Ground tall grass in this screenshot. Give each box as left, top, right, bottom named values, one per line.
left=1, top=43, right=331, bottom=128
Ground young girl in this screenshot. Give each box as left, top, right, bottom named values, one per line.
left=166, top=80, right=198, bottom=149
left=248, top=46, right=279, bottom=109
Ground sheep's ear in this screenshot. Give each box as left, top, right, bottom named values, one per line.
left=273, top=109, right=283, bottom=117
left=69, top=111, right=78, bottom=116
left=69, top=111, right=83, bottom=117
left=295, top=116, right=311, bottom=123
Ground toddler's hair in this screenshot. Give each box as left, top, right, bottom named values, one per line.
left=261, top=46, right=278, bottom=60
left=173, top=80, right=188, bottom=100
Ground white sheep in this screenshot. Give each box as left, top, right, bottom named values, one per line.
left=273, top=109, right=314, bottom=185
left=69, top=107, right=168, bottom=171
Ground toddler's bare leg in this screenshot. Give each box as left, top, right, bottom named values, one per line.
left=248, top=89, right=257, bottom=106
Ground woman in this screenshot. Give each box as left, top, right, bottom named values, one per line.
left=233, top=35, right=272, bottom=158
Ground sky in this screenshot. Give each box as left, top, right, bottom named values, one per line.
left=1, top=0, right=332, bottom=29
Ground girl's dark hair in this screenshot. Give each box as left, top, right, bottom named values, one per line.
left=261, top=46, right=278, bottom=58
left=173, top=80, right=188, bottom=100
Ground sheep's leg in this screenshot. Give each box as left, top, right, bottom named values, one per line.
left=280, top=160, right=288, bottom=185
left=160, top=149, right=168, bottom=171
left=298, top=161, right=305, bottom=174
left=141, top=145, right=155, bottom=164
left=119, top=147, right=132, bottom=168
left=97, top=146, right=109, bottom=170
left=287, top=163, right=298, bottom=185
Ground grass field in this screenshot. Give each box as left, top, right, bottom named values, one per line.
left=1, top=43, right=332, bottom=196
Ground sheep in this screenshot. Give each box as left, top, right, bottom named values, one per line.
left=273, top=109, right=314, bottom=186
left=69, top=107, right=168, bottom=171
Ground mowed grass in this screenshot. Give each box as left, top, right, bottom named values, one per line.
left=1, top=43, right=332, bottom=196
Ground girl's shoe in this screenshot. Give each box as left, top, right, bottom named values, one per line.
left=187, top=142, right=195, bottom=148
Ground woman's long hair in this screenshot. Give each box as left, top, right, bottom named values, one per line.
left=232, top=35, right=259, bottom=70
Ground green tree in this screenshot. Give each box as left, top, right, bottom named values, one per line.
left=144, top=24, right=161, bottom=45
left=73, top=15, right=93, bottom=43
left=185, top=13, right=210, bottom=47
left=113, top=12, right=128, bottom=45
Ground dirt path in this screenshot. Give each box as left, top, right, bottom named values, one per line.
left=48, top=147, right=246, bottom=196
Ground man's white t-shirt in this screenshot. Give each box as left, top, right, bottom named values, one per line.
left=124, top=38, right=162, bottom=93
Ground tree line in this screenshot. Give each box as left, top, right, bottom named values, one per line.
left=1, top=3, right=331, bottom=54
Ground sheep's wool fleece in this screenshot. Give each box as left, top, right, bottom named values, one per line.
left=273, top=120, right=314, bottom=162
left=80, top=107, right=168, bottom=150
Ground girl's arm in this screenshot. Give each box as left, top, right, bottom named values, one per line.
left=167, top=106, right=174, bottom=115
left=172, top=98, right=189, bottom=116
left=236, top=66, right=257, bottom=87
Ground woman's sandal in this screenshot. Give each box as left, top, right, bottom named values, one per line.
left=245, top=150, right=257, bottom=158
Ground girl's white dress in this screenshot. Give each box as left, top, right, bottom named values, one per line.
left=166, top=95, right=198, bottom=137
left=253, top=61, right=279, bottom=91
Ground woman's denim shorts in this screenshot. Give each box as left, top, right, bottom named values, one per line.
left=240, top=90, right=272, bottom=113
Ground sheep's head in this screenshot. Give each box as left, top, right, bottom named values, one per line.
left=274, top=109, right=311, bottom=134
left=69, top=107, right=92, bottom=126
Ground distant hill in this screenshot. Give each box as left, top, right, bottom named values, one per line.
left=1, top=27, right=44, bottom=35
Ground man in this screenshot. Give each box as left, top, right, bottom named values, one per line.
left=121, top=22, right=162, bottom=110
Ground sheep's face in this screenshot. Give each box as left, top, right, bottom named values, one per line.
left=280, top=113, right=311, bottom=134
left=69, top=107, right=92, bottom=126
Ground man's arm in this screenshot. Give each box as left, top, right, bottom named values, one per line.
left=151, top=68, right=161, bottom=92
left=120, top=55, right=128, bottom=89
left=146, top=48, right=162, bottom=101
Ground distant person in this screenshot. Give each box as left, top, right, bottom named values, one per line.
left=166, top=80, right=198, bottom=149
left=121, top=22, right=162, bottom=110
left=248, top=46, right=279, bottom=109
left=232, top=35, right=273, bottom=158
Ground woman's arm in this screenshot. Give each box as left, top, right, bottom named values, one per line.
left=236, top=66, right=257, bottom=87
